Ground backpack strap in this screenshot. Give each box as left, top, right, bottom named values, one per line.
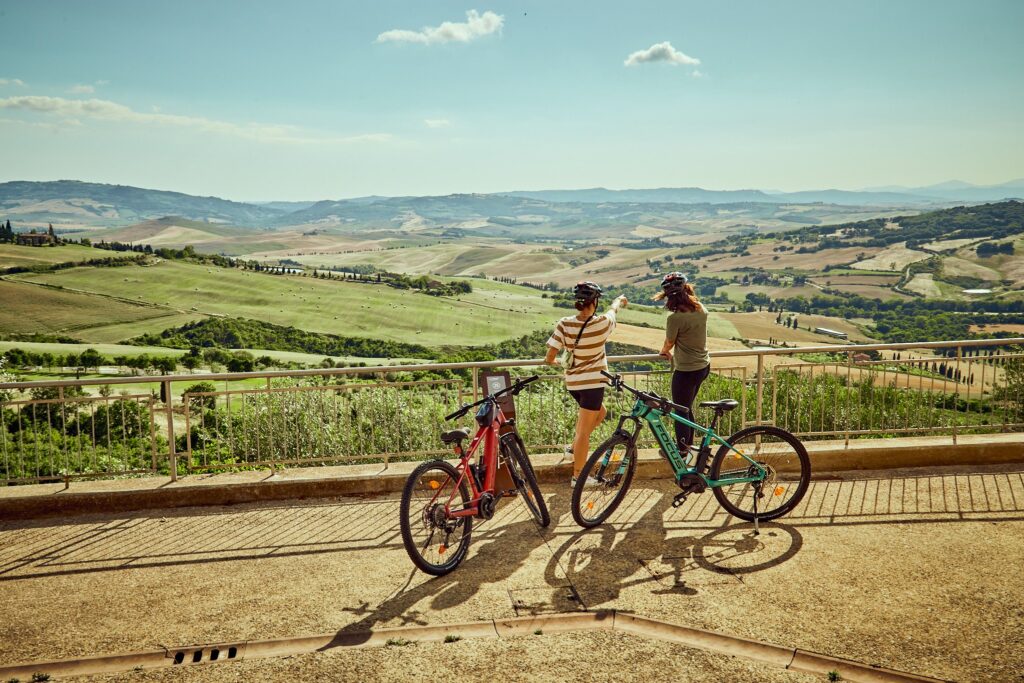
left=568, top=315, right=594, bottom=367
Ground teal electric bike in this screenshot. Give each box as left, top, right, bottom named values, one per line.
left=571, top=372, right=811, bottom=534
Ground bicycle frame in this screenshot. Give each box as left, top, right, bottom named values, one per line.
left=438, top=401, right=508, bottom=519
left=608, top=397, right=766, bottom=488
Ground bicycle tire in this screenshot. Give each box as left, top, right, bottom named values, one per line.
left=710, top=425, right=810, bottom=522
left=503, top=431, right=536, bottom=478
left=501, top=434, right=550, bottom=528
left=399, top=459, right=473, bottom=575
left=571, top=435, right=637, bottom=529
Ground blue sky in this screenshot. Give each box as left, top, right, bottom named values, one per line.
left=1, top=0, right=1022, bottom=200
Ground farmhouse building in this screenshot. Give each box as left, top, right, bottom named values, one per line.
left=15, top=229, right=55, bottom=246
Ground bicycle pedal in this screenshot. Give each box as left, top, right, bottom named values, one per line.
left=671, top=492, right=688, bottom=508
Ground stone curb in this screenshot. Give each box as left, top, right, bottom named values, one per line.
left=0, top=611, right=947, bottom=682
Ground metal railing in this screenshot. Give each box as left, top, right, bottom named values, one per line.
left=2, top=337, right=1022, bottom=486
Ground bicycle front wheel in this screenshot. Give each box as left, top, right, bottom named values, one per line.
left=400, top=459, right=473, bottom=575
left=571, top=435, right=637, bottom=529
left=501, top=434, right=550, bottom=528
left=710, top=425, right=810, bottom=522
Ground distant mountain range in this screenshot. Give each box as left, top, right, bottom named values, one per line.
left=503, top=179, right=1024, bottom=206
left=859, top=179, right=1024, bottom=203
left=1, top=178, right=1022, bottom=230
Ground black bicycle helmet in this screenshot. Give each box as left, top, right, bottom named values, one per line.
left=572, top=280, right=603, bottom=303
left=660, top=271, right=688, bottom=292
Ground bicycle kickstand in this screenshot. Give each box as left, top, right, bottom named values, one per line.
left=752, top=490, right=760, bottom=536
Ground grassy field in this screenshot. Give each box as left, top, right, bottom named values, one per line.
left=851, top=242, right=930, bottom=272
left=717, top=283, right=822, bottom=303
left=0, top=341, right=423, bottom=367
left=0, top=242, right=134, bottom=269
left=7, top=261, right=668, bottom=346
left=941, top=256, right=1001, bottom=281
left=720, top=311, right=875, bottom=344
left=0, top=279, right=171, bottom=336
left=905, top=273, right=943, bottom=297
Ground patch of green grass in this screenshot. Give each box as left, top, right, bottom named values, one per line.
left=443, top=634, right=462, bottom=643
left=0, top=280, right=168, bottom=337
left=11, top=260, right=673, bottom=347
left=31, top=674, right=52, bottom=683
left=0, top=242, right=113, bottom=269
left=533, top=628, right=543, bottom=635
left=385, top=637, right=413, bottom=647
left=826, top=670, right=842, bottom=682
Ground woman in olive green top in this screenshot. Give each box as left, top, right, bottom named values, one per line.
left=655, top=272, right=711, bottom=451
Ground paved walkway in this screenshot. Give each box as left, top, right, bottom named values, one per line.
left=2, top=464, right=1023, bottom=681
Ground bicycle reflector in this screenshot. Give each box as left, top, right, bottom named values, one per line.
left=774, top=486, right=784, bottom=496
left=428, top=480, right=440, bottom=489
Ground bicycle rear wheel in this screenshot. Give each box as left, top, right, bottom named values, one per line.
left=400, top=459, right=473, bottom=575
left=710, top=425, right=810, bottom=522
left=571, top=435, right=637, bottom=529
left=501, top=434, right=550, bottom=528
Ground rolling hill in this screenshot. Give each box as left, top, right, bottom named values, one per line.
left=0, top=180, right=284, bottom=228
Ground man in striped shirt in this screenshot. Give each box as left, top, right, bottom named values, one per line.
left=544, top=281, right=627, bottom=485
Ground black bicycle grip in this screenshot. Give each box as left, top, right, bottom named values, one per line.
left=444, top=406, right=467, bottom=421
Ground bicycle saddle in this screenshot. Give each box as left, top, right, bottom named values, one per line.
left=699, top=399, right=739, bottom=412
left=440, top=427, right=472, bottom=444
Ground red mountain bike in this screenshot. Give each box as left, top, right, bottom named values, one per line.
left=400, top=375, right=549, bottom=575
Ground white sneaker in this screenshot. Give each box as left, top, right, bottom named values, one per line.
left=571, top=475, right=602, bottom=488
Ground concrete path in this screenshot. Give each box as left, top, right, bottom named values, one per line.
left=2, top=464, right=1023, bottom=681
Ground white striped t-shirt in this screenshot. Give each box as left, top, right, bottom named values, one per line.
left=546, top=311, right=617, bottom=391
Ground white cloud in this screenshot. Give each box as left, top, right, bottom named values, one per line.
left=624, top=41, right=701, bottom=67
left=69, top=84, right=96, bottom=94
left=0, top=78, right=26, bottom=87
left=0, top=95, right=393, bottom=145
left=424, top=118, right=451, bottom=128
left=376, top=10, right=503, bottom=45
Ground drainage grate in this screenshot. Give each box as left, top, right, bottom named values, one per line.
left=171, top=644, right=241, bottom=665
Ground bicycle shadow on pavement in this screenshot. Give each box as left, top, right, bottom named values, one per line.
left=322, top=492, right=569, bottom=649
left=543, top=487, right=802, bottom=608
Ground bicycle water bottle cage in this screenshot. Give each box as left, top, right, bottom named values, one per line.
left=475, top=402, right=495, bottom=427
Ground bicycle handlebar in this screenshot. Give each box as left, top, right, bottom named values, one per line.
left=601, top=371, right=690, bottom=416
left=444, top=375, right=540, bottom=421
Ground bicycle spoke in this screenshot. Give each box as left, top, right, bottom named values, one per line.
left=712, top=427, right=810, bottom=522
left=401, top=461, right=473, bottom=574
left=573, top=437, right=635, bottom=528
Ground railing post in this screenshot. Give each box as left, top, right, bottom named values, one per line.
left=952, top=346, right=961, bottom=445
left=471, top=367, right=480, bottom=402
left=755, top=353, right=765, bottom=426
left=845, top=351, right=853, bottom=448
left=163, top=379, right=177, bottom=482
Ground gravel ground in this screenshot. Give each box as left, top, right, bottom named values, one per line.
left=2, top=465, right=1023, bottom=682
left=77, top=631, right=822, bottom=683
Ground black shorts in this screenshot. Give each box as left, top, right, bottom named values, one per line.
left=569, top=387, right=605, bottom=411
